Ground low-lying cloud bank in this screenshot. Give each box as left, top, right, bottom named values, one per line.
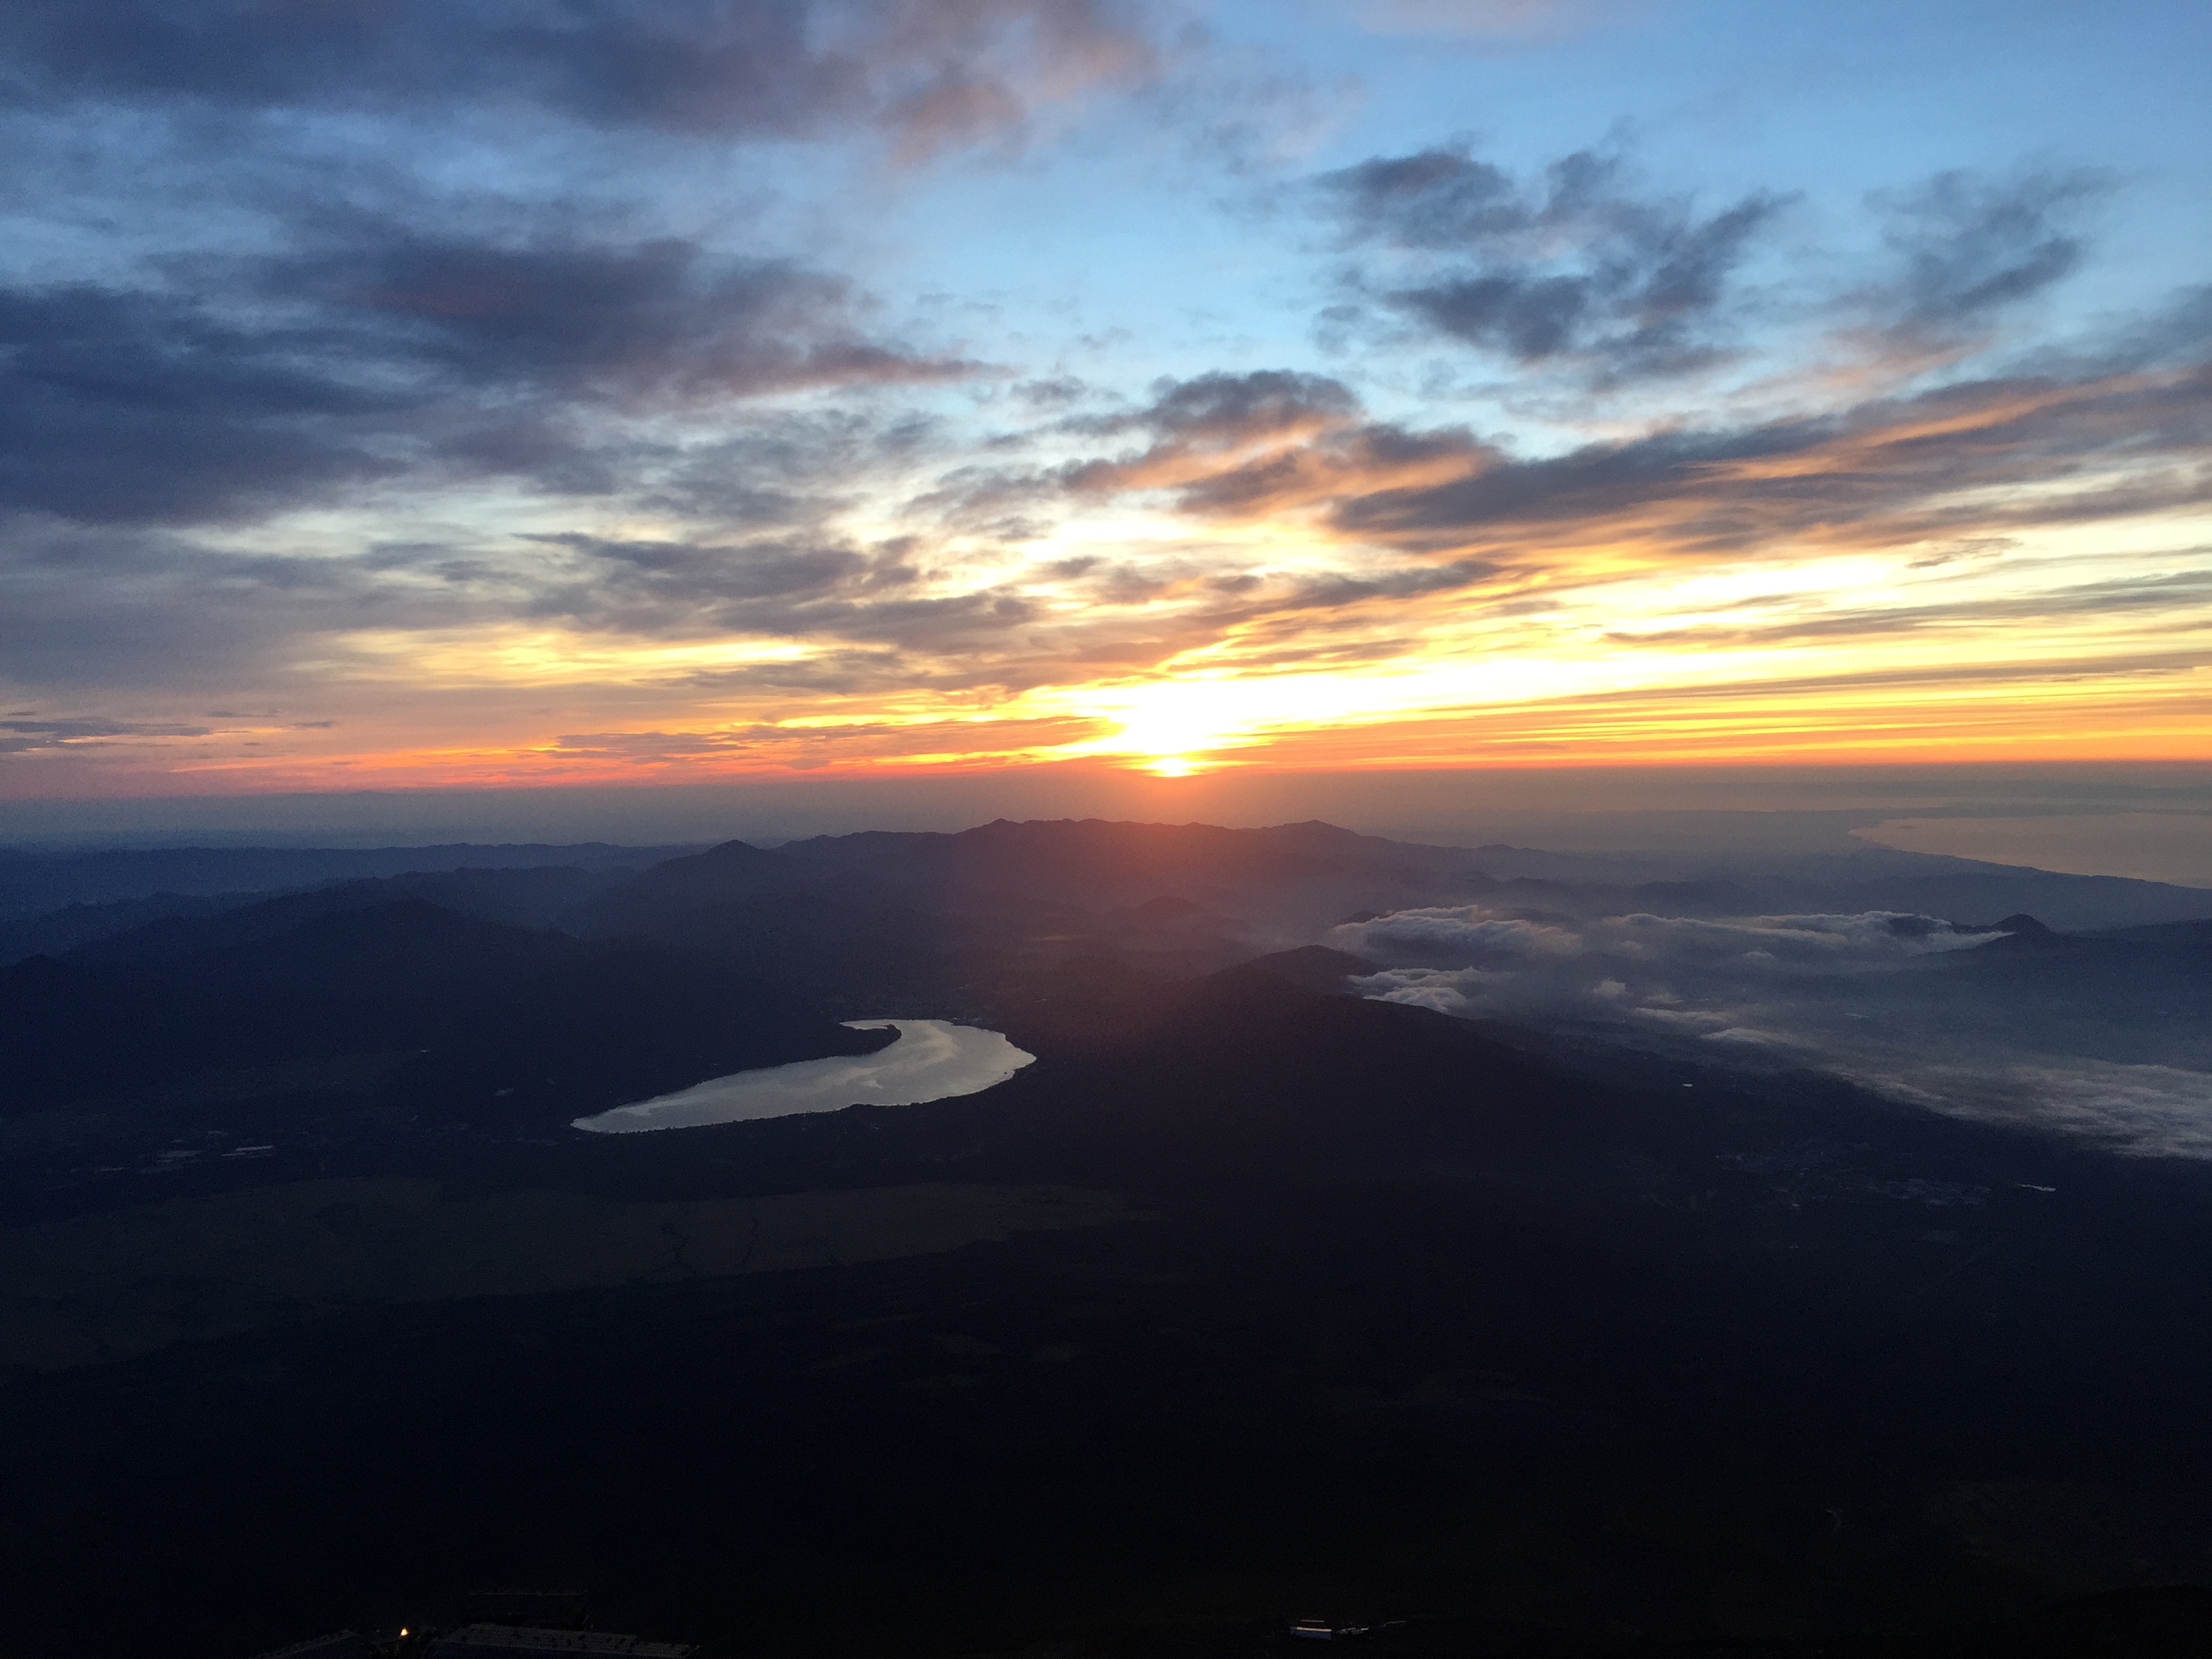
left=1332, top=905, right=2212, bottom=1159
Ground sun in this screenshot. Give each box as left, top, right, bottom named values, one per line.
left=1082, top=678, right=1259, bottom=775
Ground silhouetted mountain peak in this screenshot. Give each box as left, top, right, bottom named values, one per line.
left=60, top=866, right=622, bottom=966
left=567, top=839, right=825, bottom=937
left=571, top=816, right=1502, bottom=955
left=1227, top=944, right=1377, bottom=996
left=0, top=842, right=686, bottom=916
left=698, top=838, right=775, bottom=861
left=1969, top=912, right=2068, bottom=952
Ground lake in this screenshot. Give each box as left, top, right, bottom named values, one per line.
left=571, top=1019, right=1036, bottom=1134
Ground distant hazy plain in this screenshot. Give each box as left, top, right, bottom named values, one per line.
left=573, top=1019, right=1036, bottom=1134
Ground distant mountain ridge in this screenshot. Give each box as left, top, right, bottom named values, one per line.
left=60, top=867, right=630, bottom=967
left=0, top=842, right=701, bottom=918
left=10, top=820, right=2211, bottom=950
left=568, top=817, right=1503, bottom=953
left=573, top=816, right=2212, bottom=944
left=0, top=847, right=693, bottom=965
left=0, top=893, right=888, bottom=1124
left=7, top=815, right=2208, bottom=1146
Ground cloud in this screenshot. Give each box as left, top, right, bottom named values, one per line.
left=0, top=284, right=420, bottom=527
left=548, top=710, right=1101, bottom=766
left=1343, top=904, right=2002, bottom=981
left=0, top=715, right=213, bottom=754
left=1054, top=369, right=1484, bottom=512
left=1338, top=907, right=1586, bottom=968
left=0, top=519, right=414, bottom=691
left=1336, top=903, right=2212, bottom=1159
left=1857, top=167, right=2110, bottom=353
left=0, top=0, right=1176, bottom=155
left=0, top=236, right=978, bottom=529
left=1839, top=1055, right=2212, bottom=1162
left=1317, top=145, right=1790, bottom=380
left=875, top=335, right=2212, bottom=738
left=1119, top=369, right=1361, bottom=443
left=10, top=319, right=2200, bottom=773
left=1315, top=150, right=2124, bottom=392
left=291, top=237, right=979, bottom=403
left=1601, top=565, right=2212, bottom=649
left=500, top=533, right=1052, bottom=653
left=1086, top=358, right=2212, bottom=575
left=1, top=4, right=2202, bottom=796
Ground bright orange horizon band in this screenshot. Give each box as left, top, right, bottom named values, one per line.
left=9, top=672, right=2205, bottom=800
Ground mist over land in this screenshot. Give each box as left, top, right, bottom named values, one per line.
left=1340, top=902, right=2212, bottom=1158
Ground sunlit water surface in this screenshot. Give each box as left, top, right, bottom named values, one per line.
left=571, top=1019, right=1035, bottom=1134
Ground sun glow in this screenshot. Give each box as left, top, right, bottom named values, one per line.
left=21, top=480, right=2208, bottom=794
left=1080, top=678, right=1263, bottom=773
left=1045, top=653, right=1614, bottom=774
left=969, top=516, right=2212, bottom=779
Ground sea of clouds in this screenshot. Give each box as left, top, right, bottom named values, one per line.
left=1331, top=906, right=2212, bottom=1158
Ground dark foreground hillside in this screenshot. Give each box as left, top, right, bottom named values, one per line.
left=5, top=958, right=2211, bottom=1657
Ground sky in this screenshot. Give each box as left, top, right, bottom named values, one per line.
left=2, top=0, right=2208, bottom=815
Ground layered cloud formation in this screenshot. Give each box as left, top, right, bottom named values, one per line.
left=0, top=1, right=1168, bottom=151
left=1, top=1, right=2206, bottom=792
left=1337, top=905, right=2212, bottom=1158
left=1340, top=904, right=2005, bottom=1019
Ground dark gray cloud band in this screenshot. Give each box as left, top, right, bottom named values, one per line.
left=1864, top=167, right=2110, bottom=350
left=1, top=0, right=1171, bottom=150
left=0, top=237, right=977, bottom=527
left=1316, top=146, right=2118, bottom=384
left=1317, top=145, right=1790, bottom=380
